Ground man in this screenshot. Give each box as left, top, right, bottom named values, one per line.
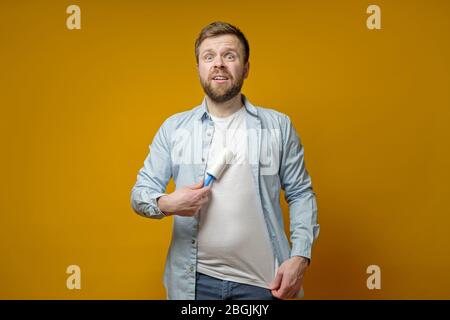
left=131, top=21, right=319, bottom=300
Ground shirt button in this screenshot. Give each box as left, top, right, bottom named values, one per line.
left=201, top=157, right=205, bottom=162
left=207, top=132, right=212, bottom=137
left=192, top=239, right=196, bottom=244
left=189, top=266, right=194, bottom=272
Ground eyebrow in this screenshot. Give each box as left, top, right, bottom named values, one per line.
left=201, top=48, right=239, bottom=55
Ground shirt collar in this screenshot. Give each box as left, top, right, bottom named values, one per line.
left=195, top=94, right=258, bottom=121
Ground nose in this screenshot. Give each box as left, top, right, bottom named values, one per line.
left=213, top=55, right=225, bottom=68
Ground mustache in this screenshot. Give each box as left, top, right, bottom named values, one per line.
left=209, top=70, right=232, bottom=79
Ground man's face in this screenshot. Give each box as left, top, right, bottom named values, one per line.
left=197, top=34, right=249, bottom=103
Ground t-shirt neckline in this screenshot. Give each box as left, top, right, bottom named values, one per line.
left=210, top=106, right=245, bottom=123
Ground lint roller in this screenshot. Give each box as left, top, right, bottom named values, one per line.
left=203, top=147, right=235, bottom=187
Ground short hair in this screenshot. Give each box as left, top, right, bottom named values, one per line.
left=195, top=21, right=250, bottom=64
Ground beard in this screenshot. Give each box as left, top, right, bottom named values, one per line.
left=200, top=69, right=245, bottom=103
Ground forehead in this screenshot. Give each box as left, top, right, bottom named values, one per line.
left=199, top=34, right=243, bottom=53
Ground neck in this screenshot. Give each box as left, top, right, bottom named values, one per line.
left=206, top=93, right=243, bottom=118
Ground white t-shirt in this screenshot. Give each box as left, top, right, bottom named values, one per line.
left=197, top=106, right=276, bottom=289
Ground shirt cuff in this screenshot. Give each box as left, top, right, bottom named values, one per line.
left=290, top=240, right=312, bottom=261
left=149, top=193, right=169, bottom=218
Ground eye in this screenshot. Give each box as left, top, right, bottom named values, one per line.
left=204, top=54, right=214, bottom=62
left=225, top=53, right=235, bottom=60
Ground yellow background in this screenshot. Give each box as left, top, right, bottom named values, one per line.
left=1, top=0, right=449, bottom=299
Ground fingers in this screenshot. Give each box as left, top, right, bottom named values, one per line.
left=193, top=185, right=211, bottom=198
left=272, top=280, right=289, bottom=299
left=187, top=179, right=212, bottom=199
left=269, top=270, right=283, bottom=290
left=187, top=179, right=204, bottom=190
left=198, top=195, right=209, bottom=206
left=271, top=272, right=300, bottom=299
left=191, top=188, right=210, bottom=209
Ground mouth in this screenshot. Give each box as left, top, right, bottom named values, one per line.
left=211, top=75, right=230, bottom=83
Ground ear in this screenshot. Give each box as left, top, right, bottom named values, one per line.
left=244, top=61, right=250, bottom=79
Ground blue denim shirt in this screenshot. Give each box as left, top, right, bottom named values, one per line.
left=130, top=95, right=319, bottom=300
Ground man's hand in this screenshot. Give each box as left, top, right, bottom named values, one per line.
left=269, top=256, right=309, bottom=299
left=157, top=179, right=211, bottom=217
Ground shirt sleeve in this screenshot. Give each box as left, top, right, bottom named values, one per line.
left=279, top=115, right=320, bottom=260
left=130, top=119, right=173, bottom=219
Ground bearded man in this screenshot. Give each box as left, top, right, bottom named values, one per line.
left=131, top=21, right=320, bottom=300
